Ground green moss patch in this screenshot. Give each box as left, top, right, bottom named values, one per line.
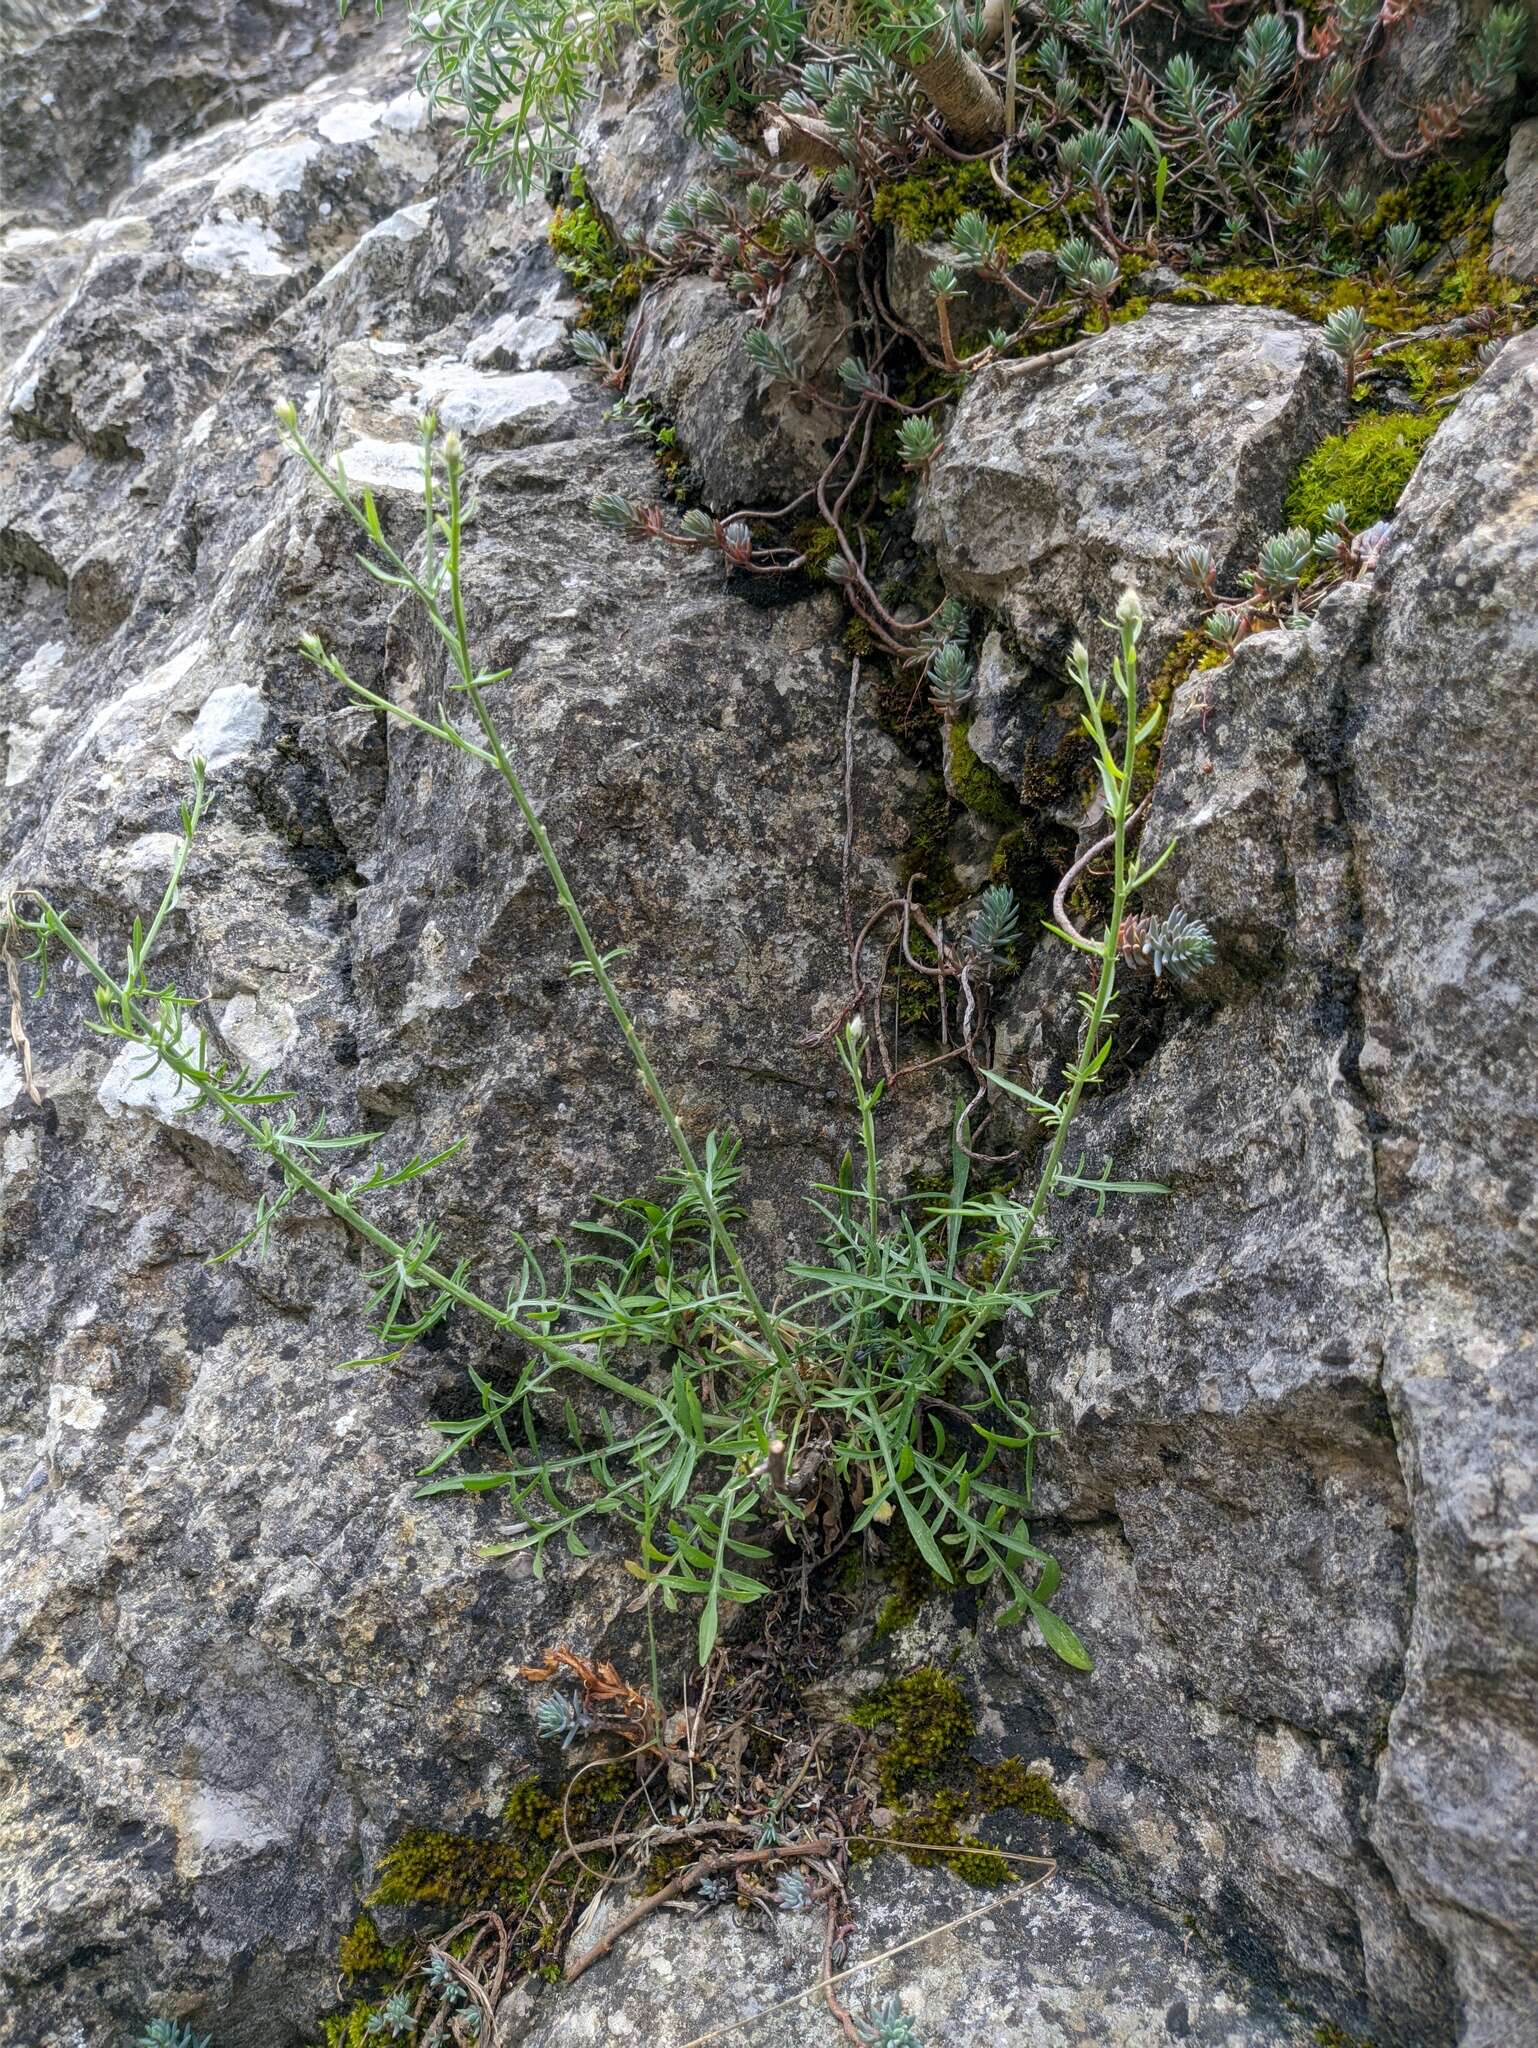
left=337, top=1912, right=410, bottom=1980
left=549, top=169, right=652, bottom=346
left=851, top=1666, right=975, bottom=1800
left=872, top=161, right=1076, bottom=257
left=874, top=1523, right=953, bottom=1638
left=320, top=1765, right=632, bottom=2041
left=1285, top=411, right=1441, bottom=532
left=946, top=719, right=1022, bottom=829
left=973, top=1756, right=1071, bottom=1823
left=850, top=1667, right=1073, bottom=1889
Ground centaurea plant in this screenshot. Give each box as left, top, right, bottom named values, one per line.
left=8, top=419, right=1206, bottom=1675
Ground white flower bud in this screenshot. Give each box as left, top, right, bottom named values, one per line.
left=847, top=1013, right=864, bottom=1041
left=1115, top=587, right=1144, bottom=629
left=441, top=427, right=463, bottom=467
left=273, top=395, right=298, bottom=431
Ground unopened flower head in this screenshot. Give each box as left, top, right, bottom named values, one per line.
left=441, top=427, right=464, bottom=467
left=1115, top=586, right=1144, bottom=629
left=847, top=1013, right=864, bottom=1041
left=272, top=395, right=298, bottom=431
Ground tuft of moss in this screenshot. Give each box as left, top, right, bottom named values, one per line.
left=337, top=1911, right=410, bottom=1980
left=873, top=162, right=1054, bottom=250
left=642, top=1839, right=697, bottom=1893
left=548, top=169, right=651, bottom=346
left=1371, top=143, right=1505, bottom=249
left=370, top=1767, right=630, bottom=1914
left=789, top=519, right=839, bottom=578
left=973, top=1756, right=1071, bottom=1823
left=1285, top=411, right=1441, bottom=532
left=322, top=2004, right=389, bottom=2048
left=1373, top=331, right=1482, bottom=403
left=945, top=720, right=1020, bottom=828
left=370, top=1825, right=537, bottom=1910
left=851, top=1672, right=1074, bottom=1889
left=897, top=1787, right=1015, bottom=1886
left=850, top=1666, right=975, bottom=1800
left=874, top=1523, right=952, bottom=1638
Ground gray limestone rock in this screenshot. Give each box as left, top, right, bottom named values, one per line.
left=575, top=35, right=715, bottom=249
left=984, top=330, right=1538, bottom=2048
left=915, top=306, right=1342, bottom=788
left=0, top=0, right=385, bottom=230
left=0, top=30, right=910, bottom=2048
left=1, top=6, right=1535, bottom=2047
left=500, top=1857, right=1313, bottom=2047
left=1492, top=117, right=1538, bottom=280
left=885, top=232, right=1056, bottom=354
left=626, top=268, right=849, bottom=513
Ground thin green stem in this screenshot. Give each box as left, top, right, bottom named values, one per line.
left=25, top=900, right=673, bottom=1415
left=286, top=418, right=797, bottom=1385
left=945, top=613, right=1143, bottom=1362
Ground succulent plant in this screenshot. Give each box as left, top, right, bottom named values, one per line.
left=853, top=1994, right=923, bottom=2047
left=1136, top=907, right=1215, bottom=984
left=896, top=417, right=941, bottom=470
left=1321, top=301, right=1373, bottom=398
left=1251, top=525, right=1315, bottom=598
left=365, top=1993, right=415, bottom=2040
left=1378, top=219, right=1422, bottom=282
left=742, top=326, right=801, bottom=383
left=535, top=1691, right=591, bottom=1750
left=927, top=639, right=974, bottom=715
left=591, top=492, right=647, bottom=534
left=968, top=884, right=1021, bottom=966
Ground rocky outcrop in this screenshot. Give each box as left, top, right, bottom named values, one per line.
left=0, top=35, right=912, bottom=2047
left=976, top=329, right=1538, bottom=2048
left=0, top=0, right=384, bottom=230
left=505, top=1856, right=1315, bottom=2047
left=916, top=307, right=1342, bottom=743
left=626, top=267, right=849, bottom=511
left=574, top=38, right=711, bottom=248
left=885, top=233, right=1055, bottom=354
left=1353, top=331, right=1538, bottom=2048
left=1492, top=117, right=1538, bottom=280
left=3, top=9, right=1535, bottom=2048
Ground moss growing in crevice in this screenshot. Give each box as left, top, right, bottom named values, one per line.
left=1284, top=411, right=1441, bottom=532
left=850, top=1667, right=1074, bottom=1889
left=1173, top=139, right=1531, bottom=342
left=973, top=1755, right=1071, bottom=1823
left=945, top=719, right=1022, bottom=829
left=1373, top=331, right=1482, bottom=404
left=337, top=1911, right=410, bottom=1980
left=872, top=161, right=1089, bottom=257
left=321, top=2003, right=393, bottom=2048
left=850, top=1666, right=975, bottom=1801
left=789, top=518, right=839, bottom=578
left=873, top=1522, right=953, bottom=1637
left=896, top=779, right=965, bottom=916
left=320, top=1764, right=633, bottom=2041
left=548, top=167, right=652, bottom=347
left=896, top=1787, right=1015, bottom=1886
left=1312, top=2025, right=1378, bottom=2048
